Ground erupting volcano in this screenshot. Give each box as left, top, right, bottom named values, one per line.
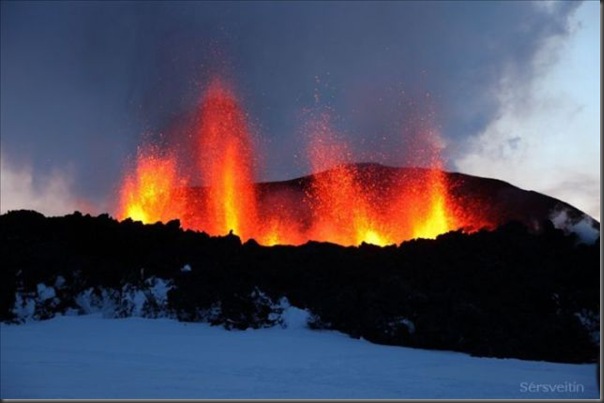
left=194, top=79, right=258, bottom=240
left=118, top=77, right=488, bottom=246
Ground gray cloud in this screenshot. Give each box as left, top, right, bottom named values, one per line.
left=0, top=1, right=582, bottom=212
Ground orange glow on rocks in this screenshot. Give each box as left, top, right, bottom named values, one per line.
left=117, top=76, right=484, bottom=246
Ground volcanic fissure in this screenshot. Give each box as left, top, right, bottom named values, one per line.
left=117, top=77, right=491, bottom=246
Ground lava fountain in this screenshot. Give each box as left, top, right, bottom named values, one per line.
left=406, top=127, right=457, bottom=240
left=303, top=114, right=457, bottom=246
left=306, top=113, right=388, bottom=246
left=117, top=144, right=186, bottom=224
left=195, top=78, right=258, bottom=240
left=117, top=77, right=474, bottom=246
left=410, top=168, right=455, bottom=239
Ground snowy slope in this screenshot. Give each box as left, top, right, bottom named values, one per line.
left=1, top=308, right=599, bottom=399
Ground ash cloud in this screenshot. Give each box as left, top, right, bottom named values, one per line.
left=454, top=1, right=599, bottom=221
left=0, top=1, right=588, bottom=215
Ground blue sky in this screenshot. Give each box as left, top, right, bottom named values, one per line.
left=0, top=1, right=599, bottom=220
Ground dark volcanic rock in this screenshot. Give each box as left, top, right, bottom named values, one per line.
left=0, top=205, right=599, bottom=364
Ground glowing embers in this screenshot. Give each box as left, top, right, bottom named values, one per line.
left=301, top=165, right=458, bottom=246
left=310, top=165, right=389, bottom=246
left=196, top=79, right=258, bottom=240
left=303, top=115, right=457, bottom=246
left=117, top=145, right=186, bottom=224
left=305, top=117, right=388, bottom=246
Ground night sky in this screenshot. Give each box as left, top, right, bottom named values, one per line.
left=1, top=1, right=599, bottom=220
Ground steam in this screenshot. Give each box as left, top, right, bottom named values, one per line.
left=0, top=153, right=79, bottom=216
left=550, top=208, right=599, bottom=245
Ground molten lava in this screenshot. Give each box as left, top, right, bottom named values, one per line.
left=300, top=114, right=458, bottom=246
left=305, top=116, right=389, bottom=246
left=117, top=145, right=186, bottom=224
left=196, top=79, right=258, bottom=240
left=410, top=168, right=455, bottom=239
left=117, top=76, right=481, bottom=246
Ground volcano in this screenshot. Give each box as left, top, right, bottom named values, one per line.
left=116, top=77, right=598, bottom=246
left=180, top=162, right=598, bottom=244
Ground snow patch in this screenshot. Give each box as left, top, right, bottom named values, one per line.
left=400, top=318, right=416, bottom=335
left=0, top=315, right=599, bottom=399
left=73, top=288, right=96, bottom=315
left=70, top=277, right=174, bottom=319
left=36, top=284, right=56, bottom=301
left=54, top=275, right=66, bottom=289
left=574, top=309, right=600, bottom=344
left=277, top=298, right=311, bottom=330
left=11, top=293, right=36, bottom=321
left=74, top=288, right=116, bottom=317
left=117, top=277, right=174, bottom=318
left=384, top=316, right=416, bottom=337
left=11, top=283, right=62, bottom=322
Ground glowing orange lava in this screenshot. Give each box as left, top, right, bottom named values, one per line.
left=305, top=115, right=388, bottom=246
left=117, top=76, right=479, bottom=247
left=196, top=79, right=258, bottom=240
left=117, top=145, right=186, bottom=224
left=301, top=115, right=457, bottom=246
left=410, top=168, right=455, bottom=239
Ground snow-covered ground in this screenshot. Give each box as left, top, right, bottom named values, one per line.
left=1, top=308, right=599, bottom=399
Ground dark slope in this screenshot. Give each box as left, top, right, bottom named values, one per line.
left=266, top=163, right=598, bottom=227
left=186, top=163, right=599, bottom=232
